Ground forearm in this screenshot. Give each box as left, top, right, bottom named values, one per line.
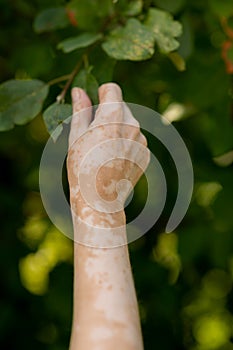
left=68, top=83, right=148, bottom=350
left=69, top=209, right=144, bottom=350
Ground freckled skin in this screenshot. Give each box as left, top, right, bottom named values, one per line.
left=68, top=83, right=149, bottom=350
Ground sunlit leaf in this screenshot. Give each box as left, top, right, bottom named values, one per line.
left=193, top=314, right=232, bottom=348
left=102, top=18, right=155, bottom=61
left=0, top=79, right=49, bottom=131
left=43, top=103, right=72, bottom=141
left=33, top=7, right=70, bottom=33
left=123, top=0, right=143, bottom=16
left=168, top=52, right=186, bottom=71
left=145, top=8, right=182, bottom=53
left=153, top=233, right=181, bottom=284
left=57, top=33, right=103, bottom=53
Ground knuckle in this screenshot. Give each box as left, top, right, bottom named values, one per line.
left=139, top=133, right=148, bottom=146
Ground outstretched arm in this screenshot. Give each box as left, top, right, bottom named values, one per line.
left=67, top=83, right=149, bottom=350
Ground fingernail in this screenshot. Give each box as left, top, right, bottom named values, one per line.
left=99, top=83, right=122, bottom=102
left=72, top=87, right=81, bottom=104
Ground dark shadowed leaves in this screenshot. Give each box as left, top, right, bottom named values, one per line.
left=67, top=0, right=113, bottom=31
left=33, top=7, right=70, bottom=33
left=209, top=0, right=233, bottom=18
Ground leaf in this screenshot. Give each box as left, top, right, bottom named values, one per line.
left=123, top=0, right=143, bottom=16
left=144, top=8, right=182, bottom=53
left=152, top=0, right=185, bottom=14
left=178, top=14, right=194, bottom=59
left=102, top=18, right=155, bottom=61
left=91, top=49, right=116, bottom=84
left=57, top=33, right=103, bottom=53
left=168, top=52, right=186, bottom=71
left=0, top=79, right=49, bottom=131
left=33, top=7, right=70, bottom=33
left=67, top=0, right=113, bottom=31
left=72, top=68, right=99, bottom=105
left=43, top=103, right=72, bottom=141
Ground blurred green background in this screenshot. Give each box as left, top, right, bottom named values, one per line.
left=0, top=0, right=233, bottom=349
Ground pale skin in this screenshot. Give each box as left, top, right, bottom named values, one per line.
left=67, top=83, right=150, bottom=350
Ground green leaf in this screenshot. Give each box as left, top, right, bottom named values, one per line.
left=72, top=68, right=99, bottom=104
left=123, top=0, right=143, bottom=16
left=57, top=33, right=103, bottom=53
left=178, top=14, right=194, bottom=59
left=144, top=8, right=182, bottom=53
left=43, top=103, right=72, bottom=141
left=152, top=0, right=185, bottom=14
left=209, top=0, right=233, bottom=18
left=102, top=18, right=155, bottom=61
left=168, top=52, right=186, bottom=71
left=33, top=7, right=70, bottom=33
left=91, top=49, right=116, bottom=84
left=0, top=79, right=49, bottom=131
left=67, top=0, right=113, bottom=31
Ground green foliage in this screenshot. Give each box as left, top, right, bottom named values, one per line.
left=43, top=103, right=72, bottom=141
left=209, top=0, right=233, bottom=18
left=0, top=80, right=49, bottom=131
left=57, top=33, right=103, bottom=53
left=72, top=68, right=99, bottom=104
left=145, top=8, right=182, bottom=53
left=34, top=7, right=70, bottom=33
left=67, top=0, right=114, bottom=30
left=102, top=18, right=155, bottom=60
left=0, top=0, right=184, bottom=137
left=152, top=0, right=185, bottom=14
left=122, top=0, right=143, bottom=16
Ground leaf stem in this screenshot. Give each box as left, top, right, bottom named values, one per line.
left=83, top=54, right=89, bottom=70
left=48, top=74, right=71, bottom=86
left=56, top=60, right=83, bottom=103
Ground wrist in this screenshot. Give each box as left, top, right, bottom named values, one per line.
left=71, top=192, right=126, bottom=227
left=70, top=193, right=127, bottom=247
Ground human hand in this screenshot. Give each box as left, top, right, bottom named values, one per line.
left=67, top=83, right=150, bottom=230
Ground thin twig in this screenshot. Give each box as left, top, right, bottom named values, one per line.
left=48, top=74, right=71, bottom=86
left=56, top=60, right=83, bottom=103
